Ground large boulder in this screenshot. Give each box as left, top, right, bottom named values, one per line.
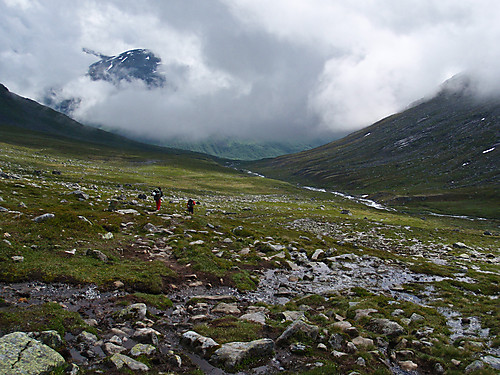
left=0, top=332, right=66, bottom=375
left=210, top=338, right=274, bottom=371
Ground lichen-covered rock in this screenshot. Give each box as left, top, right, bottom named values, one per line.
left=0, top=332, right=65, bottom=375
left=210, top=338, right=274, bottom=371
left=130, top=343, right=156, bottom=357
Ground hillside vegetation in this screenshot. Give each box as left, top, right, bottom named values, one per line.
left=0, top=124, right=499, bottom=374
left=247, top=77, right=499, bottom=218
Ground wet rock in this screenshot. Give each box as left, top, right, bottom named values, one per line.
left=130, top=343, right=156, bottom=357
left=212, top=302, right=241, bottom=315
left=367, top=318, right=405, bottom=338
left=132, top=328, right=160, bottom=345
left=181, top=331, right=220, bottom=358
left=110, top=353, right=149, bottom=371
left=276, top=320, right=319, bottom=346
left=210, top=338, right=274, bottom=371
left=33, top=213, right=55, bottom=222
left=119, top=303, right=147, bottom=321
left=0, top=331, right=66, bottom=375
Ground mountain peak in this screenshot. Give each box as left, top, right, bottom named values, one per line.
left=86, top=48, right=166, bottom=88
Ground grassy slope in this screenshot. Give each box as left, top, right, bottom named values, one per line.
left=247, top=89, right=500, bottom=218
left=0, top=129, right=498, bottom=374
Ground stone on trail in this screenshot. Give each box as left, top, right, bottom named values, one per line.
left=210, top=338, right=274, bottom=371
left=132, top=328, right=160, bottom=345
left=240, top=311, right=266, bottom=325
left=119, top=303, right=147, bottom=321
left=181, top=331, right=220, bottom=358
left=212, top=302, right=241, bottom=315
left=0, top=331, right=66, bottom=375
left=110, top=353, right=150, bottom=371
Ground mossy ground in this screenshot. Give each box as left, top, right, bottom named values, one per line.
left=0, top=135, right=498, bottom=374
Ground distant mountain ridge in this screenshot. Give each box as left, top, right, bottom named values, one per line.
left=0, top=83, right=191, bottom=155
left=85, top=48, right=166, bottom=88
left=248, top=75, right=499, bottom=201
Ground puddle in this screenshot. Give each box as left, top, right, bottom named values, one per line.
left=438, top=307, right=490, bottom=342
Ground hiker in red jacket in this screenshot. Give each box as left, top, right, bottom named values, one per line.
left=152, top=187, right=163, bottom=211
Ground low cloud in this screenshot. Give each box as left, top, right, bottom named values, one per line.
left=1, top=0, right=499, bottom=143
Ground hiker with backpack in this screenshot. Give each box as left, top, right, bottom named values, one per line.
left=152, top=187, right=163, bottom=211
left=187, top=198, right=196, bottom=214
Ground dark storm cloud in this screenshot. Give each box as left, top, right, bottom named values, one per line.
left=1, top=0, right=499, bottom=142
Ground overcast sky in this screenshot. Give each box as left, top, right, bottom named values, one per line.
left=1, top=0, right=499, bottom=142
